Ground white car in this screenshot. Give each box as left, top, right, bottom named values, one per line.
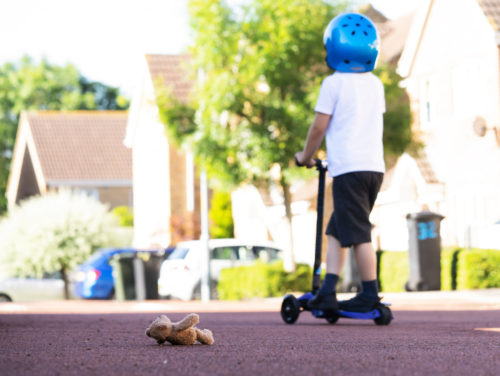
left=0, top=272, right=67, bottom=302
left=158, top=239, right=283, bottom=301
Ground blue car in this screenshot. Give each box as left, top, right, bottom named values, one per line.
left=72, top=248, right=172, bottom=299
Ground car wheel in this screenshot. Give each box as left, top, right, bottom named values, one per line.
left=0, top=293, right=12, bottom=302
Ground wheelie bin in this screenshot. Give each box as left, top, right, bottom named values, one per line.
left=405, top=211, right=444, bottom=291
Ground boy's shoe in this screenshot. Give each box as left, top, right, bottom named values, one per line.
left=338, top=294, right=381, bottom=313
left=307, top=292, right=338, bottom=311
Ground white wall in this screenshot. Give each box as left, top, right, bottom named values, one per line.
left=126, top=60, right=172, bottom=248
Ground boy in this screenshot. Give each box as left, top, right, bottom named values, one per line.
left=294, top=12, right=385, bottom=313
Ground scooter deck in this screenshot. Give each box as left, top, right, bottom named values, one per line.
left=297, top=292, right=390, bottom=320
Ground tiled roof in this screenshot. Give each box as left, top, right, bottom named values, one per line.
left=145, top=54, right=192, bottom=103
left=380, top=152, right=439, bottom=191
left=478, top=0, right=500, bottom=30
left=376, top=11, right=416, bottom=64
left=26, top=111, right=131, bottom=183
left=414, top=152, right=439, bottom=184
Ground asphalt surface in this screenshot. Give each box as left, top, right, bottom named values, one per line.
left=1, top=290, right=499, bottom=376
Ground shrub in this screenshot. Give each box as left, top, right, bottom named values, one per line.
left=217, top=261, right=311, bottom=300
left=209, top=191, right=234, bottom=239
left=112, top=206, right=133, bottom=227
left=441, top=247, right=461, bottom=290
left=0, top=190, right=121, bottom=298
left=377, top=251, right=408, bottom=292
left=457, top=249, right=500, bottom=289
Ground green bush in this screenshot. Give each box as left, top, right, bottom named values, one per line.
left=209, top=191, right=234, bottom=239
left=441, top=247, right=461, bottom=290
left=112, top=206, right=134, bottom=227
left=377, top=251, right=408, bottom=292
left=217, top=248, right=500, bottom=300
left=217, top=261, right=311, bottom=300
left=457, top=249, right=500, bottom=289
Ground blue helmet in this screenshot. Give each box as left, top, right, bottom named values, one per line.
left=323, top=13, right=380, bottom=72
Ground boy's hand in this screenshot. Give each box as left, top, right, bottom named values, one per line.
left=294, top=152, right=316, bottom=168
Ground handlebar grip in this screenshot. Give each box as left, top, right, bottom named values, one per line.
left=295, top=157, right=327, bottom=171
left=294, top=156, right=305, bottom=167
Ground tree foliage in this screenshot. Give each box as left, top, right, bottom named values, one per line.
left=0, top=56, right=129, bottom=213
left=186, top=0, right=344, bottom=187
left=0, top=190, right=122, bottom=298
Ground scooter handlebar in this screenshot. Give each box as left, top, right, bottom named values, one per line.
left=295, top=157, right=327, bottom=171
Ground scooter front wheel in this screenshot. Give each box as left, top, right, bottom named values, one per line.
left=281, top=294, right=301, bottom=324
left=374, top=306, right=393, bottom=326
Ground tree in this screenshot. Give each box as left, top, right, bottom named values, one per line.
left=0, top=190, right=122, bottom=299
left=159, top=0, right=414, bottom=268
left=209, top=191, right=234, bottom=238
left=0, top=56, right=129, bottom=213
left=162, top=0, right=344, bottom=268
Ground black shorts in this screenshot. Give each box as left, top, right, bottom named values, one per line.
left=326, top=171, right=384, bottom=247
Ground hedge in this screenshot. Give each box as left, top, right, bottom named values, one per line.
left=377, top=251, right=408, bottom=292
left=457, top=249, right=500, bottom=289
left=377, top=248, right=500, bottom=292
left=217, top=248, right=500, bottom=300
left=217, top=261, right=311, bottom=300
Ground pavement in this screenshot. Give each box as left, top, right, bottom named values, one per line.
left=1, top=289, right=499, bottom=314
left=0, top=290, right=499, bottom=376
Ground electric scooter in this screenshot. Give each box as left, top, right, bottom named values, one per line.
left=280, top=159, right=393, bottom=325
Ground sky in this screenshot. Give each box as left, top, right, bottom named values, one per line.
left=0, top=0, right=421, bottom=97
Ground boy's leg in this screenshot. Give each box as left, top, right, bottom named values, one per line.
left=338, top=241, right=380, bottom=312
left=307, top=235, right=346, bottom=310
left=353, top=242, right=377, bottom=281
left=326, top=235, right=348, bottom=275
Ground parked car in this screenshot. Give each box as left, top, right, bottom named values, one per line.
left=158, top=239, right=283, bottom=301
left=72, top=247, right=172, bottom=299
left=0, top=272, right=66, bottom=302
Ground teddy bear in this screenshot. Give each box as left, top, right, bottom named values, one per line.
left=145, top=313, right=214, bottom=345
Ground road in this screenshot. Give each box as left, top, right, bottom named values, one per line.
left=0, top=290, right=499, bottom=375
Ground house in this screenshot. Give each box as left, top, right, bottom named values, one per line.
left=6, top=111, right=132, bottom=210
left=374, top=0, right=500, bottom=250
left=124, top=54, right=200, bottom=249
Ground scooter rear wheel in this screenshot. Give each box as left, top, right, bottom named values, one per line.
left=281, top=295, right=301, bottom=324
left=325, top=314, right=339, bottom=324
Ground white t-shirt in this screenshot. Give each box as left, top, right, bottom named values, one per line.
left=315, top=72, right=385, bottom=177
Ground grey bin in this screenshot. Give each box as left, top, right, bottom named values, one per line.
left=111, top=252, right=165, bottom=301
left=405, top=211, right=445, bottom=291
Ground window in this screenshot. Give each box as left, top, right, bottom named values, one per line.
left=169, top=247, right=189, bottom=260
left=253, top=246, right=282, bottom=262
left=212, top=247, right=237, bottom=260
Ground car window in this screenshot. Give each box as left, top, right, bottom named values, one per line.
left=42, top=271, right=62, bottom=279
left=237, top=246, right=255, bottom=261
left=168, top=247, right=189, bottom=260
left=253, top=246, right=281, bottom=262
left=212, top=247, right=237, bottom=260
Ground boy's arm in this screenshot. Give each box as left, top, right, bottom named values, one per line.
left=295, top=112, right=331, bottom=167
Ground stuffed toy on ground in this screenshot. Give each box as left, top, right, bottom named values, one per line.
left=145, top=313, right=214, bottom=345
